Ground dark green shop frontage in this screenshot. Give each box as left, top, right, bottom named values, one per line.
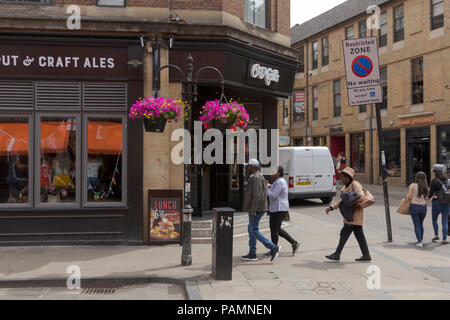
left=0, top=33, right=144, bottom=245
left=168, top=38, right=297, bottom=215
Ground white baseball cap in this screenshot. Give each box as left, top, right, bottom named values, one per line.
left=245, top=159, right=260, bottom=167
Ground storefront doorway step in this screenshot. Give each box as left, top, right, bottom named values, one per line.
left=0, top=275, right=201, bottom=300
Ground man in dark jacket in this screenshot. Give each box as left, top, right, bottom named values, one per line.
left=242, top=159, right=281, bottom=262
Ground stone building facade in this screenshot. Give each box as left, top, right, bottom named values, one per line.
left=289, top=0, right=449, bottom=186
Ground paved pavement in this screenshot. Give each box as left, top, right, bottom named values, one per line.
left=0, top=183, right=450, bottom=300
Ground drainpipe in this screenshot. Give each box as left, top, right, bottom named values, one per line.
left=305, top=40, right=310, bottom=145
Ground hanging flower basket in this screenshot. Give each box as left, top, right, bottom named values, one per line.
left=129, top=96, right=187, bottom=133
left=143, top=117, right=167, bottom=133
left=199, top=100, right=250, bottom=131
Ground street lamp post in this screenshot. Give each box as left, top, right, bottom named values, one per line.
left=153, top=54, right=225, bottom=266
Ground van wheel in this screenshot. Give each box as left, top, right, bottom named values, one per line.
left=321, top=197, right=332, bottom=204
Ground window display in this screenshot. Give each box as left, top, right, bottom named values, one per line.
left=0, top=118, right=29, bottom=204
left=383, top=130, right=401, bottom=177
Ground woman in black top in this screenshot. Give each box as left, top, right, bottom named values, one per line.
left=428, top=164, right=450, bottom=244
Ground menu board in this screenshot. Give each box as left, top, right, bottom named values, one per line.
left=148, top=190, right=182, bottom=245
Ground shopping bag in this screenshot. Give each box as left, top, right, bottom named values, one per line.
left=397, top=197, right=411, bottom=215
left=357, top=190, right=376, bottom=208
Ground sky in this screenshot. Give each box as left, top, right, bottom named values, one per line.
left=291, top=0, right=348, bottom=27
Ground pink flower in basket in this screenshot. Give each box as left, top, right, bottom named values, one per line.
left=199, top=100, right=250, bottom=130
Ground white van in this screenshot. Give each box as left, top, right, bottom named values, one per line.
left=279, top=147, right=336, bottom=204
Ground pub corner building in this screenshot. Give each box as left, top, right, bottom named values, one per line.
left=0, top=1, right=297, bottom=245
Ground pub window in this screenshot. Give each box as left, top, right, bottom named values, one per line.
left=294, top=138, right=304, bottom=146
left=377, top=67, right=388, bottom=109
left=37, top=115, right=79, bottom=206
left=0, top=117, right=31, bottom=206
left=96, top=0, right=125, bottom=6
left=359, top=105, right=367, bottom=113
left=322, top=37, right=329, bottom=66
left=359, top=20, right=367, bottom=38
left=313, top=86, right=319, bottom=121
left=431, top=0, right=444, bottom=30
left=312, top=41, right=319, bottom=69
left=333, top=80, right=341, bottom=117
left=383, top=130, right=401, bottom=177
left=351, top=133, right=365, bottom=173
left=394, top=5, right=405, bottom=42
left=244, top=0, right=267, bottom=28
left=0, top=81, right=128, bottom=208
left=84, top=116, right=126, bottom=206
left=293, top=90, right=305, bottom=122
left=345, top=26, right=354, bottom=40
left=297, top=46, right=305, bottom=73
left=379, top=12, right=387, bottom=47
left=412, top=58, right=424, bottom=105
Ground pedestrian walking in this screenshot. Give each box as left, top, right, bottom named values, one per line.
left=325, top=167, right=371, bottom=262
left=428, top=164, right=450, bottom=245
left=242, top=159, right=281, bottom=262
left=407, top=171, right=429, bottom=248
left=265, top=166, right=300, bottom=257
left=336, top=152, right=346, bottom=174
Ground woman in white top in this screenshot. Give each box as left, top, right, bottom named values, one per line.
left=408, top=171, right=429, bottom=248
left=266, top=166, right=300, bottom=256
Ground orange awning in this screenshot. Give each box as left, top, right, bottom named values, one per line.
left=0, top=123, right=29, bottom=155
left=40, top=121, right=71, bottom=153
left=88, top=121, right=122, bottom=155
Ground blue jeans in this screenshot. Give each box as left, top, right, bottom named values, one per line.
left=432, top=200, right=450, bottom=241
left=248, top=212, right=276, bottom=255
left=410, top=204, right=427, bottom=243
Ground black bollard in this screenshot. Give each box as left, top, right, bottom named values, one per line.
left=211, top=207, right=235, bottom=281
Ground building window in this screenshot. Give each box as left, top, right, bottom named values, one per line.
left=0, top=81, right=128, bottom=208
left=333, top=80, right=341, bottom=117
left=0, top=117, right=31, bottom=205
left=293, top=90, right=305, bottom=122
left=313, top=86, right=319, bottom=121
left=379, top=12, right=387, bottom=47
left=294, top=138, right=304, bottom=146
left=0, top=0, right=50, bottom=2
left=345, top=26, right=354, bottom=39
left=312, top=41, right=319, bottom=69
left=383, top=130, right=401, bottom=177
left=359, top=105, right=367, bottom=113
left=359, top=20, right=367, bottom=38
left=437, top=125, right=450, bottom=172
left=297, top=46, right=305, bottom=73
left=322, top=37, right=329, bottom=66
left=244, top=0, right=267, bottom=28
left=313, top=137, right=326, bottom=146
left=351, top=133, right=365, bottom=173
left=378, top=67, right=388, bottom=109
left=431, top=0, right=444, bottom=30
left=38, top=116, right=78, bottom=205
left=97, top=0, right=125, bottom=6
left=394, top=5, right=405, bottom=42
left=412, top=58, right=424, bottom=105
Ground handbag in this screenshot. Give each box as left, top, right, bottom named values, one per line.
left=397, top=197, right=411, bottom=215
left=357, top=190, right=376, bottom=208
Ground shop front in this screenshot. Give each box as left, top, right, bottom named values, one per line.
left=0, top=34, right=144, bottom=245
left=437, top=124, right=450, bottom=172
left=169, top=38, right=296, bottom=213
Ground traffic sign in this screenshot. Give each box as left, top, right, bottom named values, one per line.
left=343, top=37, right=382, bottom=106
left=351, top=55, right=373, bottom=78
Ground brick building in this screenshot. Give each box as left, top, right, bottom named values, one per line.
left=0, top=0, right=297, bottom=244
left=288, top=0, right=449, bottom=186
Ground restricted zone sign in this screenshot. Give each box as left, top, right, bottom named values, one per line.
left=343, top=37, right=382, bottom=106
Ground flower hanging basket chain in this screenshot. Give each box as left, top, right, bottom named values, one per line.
left=199, top=100, right=250, bottom=131
left=129, top=96, right=188, bottom=132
